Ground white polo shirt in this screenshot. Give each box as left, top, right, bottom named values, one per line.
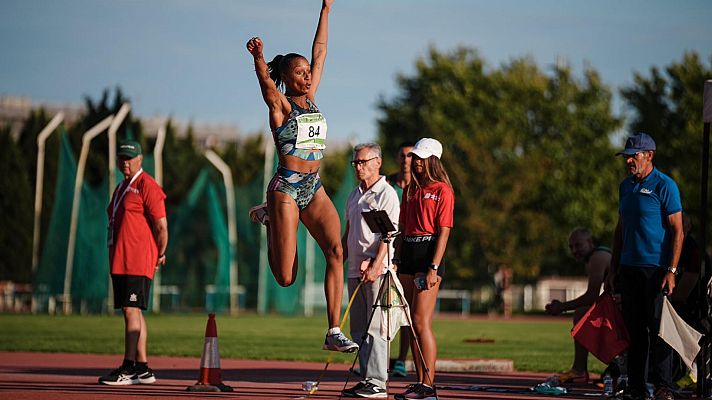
left=345, top=175, right=400, bottom=278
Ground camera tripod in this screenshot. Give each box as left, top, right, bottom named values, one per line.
left=339, top=210, right=435, bottom=399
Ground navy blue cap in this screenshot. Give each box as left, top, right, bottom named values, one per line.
left=616, top=133, right=656, bottom=156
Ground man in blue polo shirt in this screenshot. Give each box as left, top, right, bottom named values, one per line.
left=607, top=133, right=684, bottom=400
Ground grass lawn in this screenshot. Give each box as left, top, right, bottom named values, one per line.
left=0, top=313, right=606, bottom=374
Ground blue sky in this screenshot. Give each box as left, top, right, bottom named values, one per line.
left=1, top=1, right=710, bottom=143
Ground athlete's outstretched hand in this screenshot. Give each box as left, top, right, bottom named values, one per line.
left=246, top=36, right=263, bottom=58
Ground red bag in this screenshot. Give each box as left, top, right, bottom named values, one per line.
left=570, top=292, right=630, bottom=364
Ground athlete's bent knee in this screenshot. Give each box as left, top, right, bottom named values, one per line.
left=275, top=277, right=295, bottom=287
left=323, top=242, right=343, bottom=263
left=273, top=270, right=296, bottom=287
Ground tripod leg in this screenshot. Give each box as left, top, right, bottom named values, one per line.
left=339, top=275, right=392, bottom=397
left=402, top=296, right=438, bottom=396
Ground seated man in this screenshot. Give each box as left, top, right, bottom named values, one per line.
left=546, top=228, right=610, bottom=383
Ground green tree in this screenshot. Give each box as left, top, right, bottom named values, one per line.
left=621, top=51, right=712, bottom=239
left=0, top=127, right=34, bottom=281
left=67, top=87, right=143, bottom=186
left=377, top=47, right=621, bottom=284
left=219, top=133, right=265, bottom=186
left=160, top=121, right=206, bottom=210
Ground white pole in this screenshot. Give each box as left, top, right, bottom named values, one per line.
left=63, top=115, right=114, bottom=315
left=154, top=125, right=166, bottom=185
left=107, top=103, right=131, bottom=197
left=257, top=140, right=274, bottom=314
left=151, top=125, right=167, bottom=312
left=31, top=112, right=64, bottom=313
left=32, top=113, right=64, bottom=274
left=105, top=103, right=130, bottom=313
left=205, top=149, right=239, bottom=315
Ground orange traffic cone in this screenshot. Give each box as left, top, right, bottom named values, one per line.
left=186, top=314, right=233, bottom=392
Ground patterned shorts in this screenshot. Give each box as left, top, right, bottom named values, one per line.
left=268, top=166, right=322, bottom=210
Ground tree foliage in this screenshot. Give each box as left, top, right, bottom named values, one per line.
left=3, top=50, right=710, bottom=297
left=0, top=126, right=34, bottom=281
left=377, top=47, right=621, bottom=284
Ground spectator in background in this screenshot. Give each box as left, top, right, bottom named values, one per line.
left=607, top=133, right=683, bottom=400
left=387, top=141, right=415, bottom=202
left=99, top=140, right=168, bottom=386
left=341, top=143, right=400, bottom=398
left=393, top=138, right=455, bottom=400
left=493, top=265, right=513, bottom=318
left=386, top=141, right=415, bottom=378
left=546, top=228, right=610, bottom=384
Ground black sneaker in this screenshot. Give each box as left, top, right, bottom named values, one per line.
left=653, top=387, right=674, bottom=400
left=342, top=381, right=368, bottom=397
left=354, top=381, right=388, bottom=398
left=394, top=383, right=437, bottom=400
left=136, top=368, right=156, bottom=384
left=98, top=367, right=139, bottom=386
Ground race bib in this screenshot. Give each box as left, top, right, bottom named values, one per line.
left=295, top=113, right=327, bottom=149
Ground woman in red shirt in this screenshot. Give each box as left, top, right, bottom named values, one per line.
left=394, top=138, right=454, bottom=400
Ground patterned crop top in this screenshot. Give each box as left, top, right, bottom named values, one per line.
left=272, top=98, right=326, bottom=161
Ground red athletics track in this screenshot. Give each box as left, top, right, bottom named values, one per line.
left=0, top=351, right=607, bottom=399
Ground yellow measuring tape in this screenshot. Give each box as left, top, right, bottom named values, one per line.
left=306, top=280, right=363, bottom=397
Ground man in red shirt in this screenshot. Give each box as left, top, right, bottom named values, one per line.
left=99, top=140, right=168, bottom=386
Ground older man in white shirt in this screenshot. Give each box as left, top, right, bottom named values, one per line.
left=341, top=143, right=400, bottom=399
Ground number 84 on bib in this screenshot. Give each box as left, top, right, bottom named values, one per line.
left=295, top=113, right=327, bottom=150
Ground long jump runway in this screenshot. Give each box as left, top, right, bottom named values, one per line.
left=0, top=352, right=606, bottom=399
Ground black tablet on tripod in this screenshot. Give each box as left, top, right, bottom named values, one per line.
left=361, top=209, right=398, bottom=241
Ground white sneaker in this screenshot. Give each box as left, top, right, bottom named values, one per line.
left=98, top=367, right=139, bottom=386
left=323, top=332, right=359, bottom=353
left=136, top=368, right=156, bottom=384
left=248, top=203, right=269, bottom=225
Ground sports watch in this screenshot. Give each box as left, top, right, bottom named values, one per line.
left=430, top=264, right=439, bottom=271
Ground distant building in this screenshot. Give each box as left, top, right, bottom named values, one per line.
left=533, top=276, right=590, bottom=310
left=0, top=95, right=242, bottom=141
left=0, top=96, right=83, bottom=138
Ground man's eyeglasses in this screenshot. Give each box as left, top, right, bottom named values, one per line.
left=351, top=157, right=379, bottom=167
left=623, top=151, right=646, bottom=160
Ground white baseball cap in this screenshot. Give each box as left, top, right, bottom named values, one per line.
left=410, top=138, right=443, bottom=159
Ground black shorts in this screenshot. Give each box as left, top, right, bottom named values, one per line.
left=399, top=237, right=444, bottom=276
left=112, top=274, right=152, bottom=310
